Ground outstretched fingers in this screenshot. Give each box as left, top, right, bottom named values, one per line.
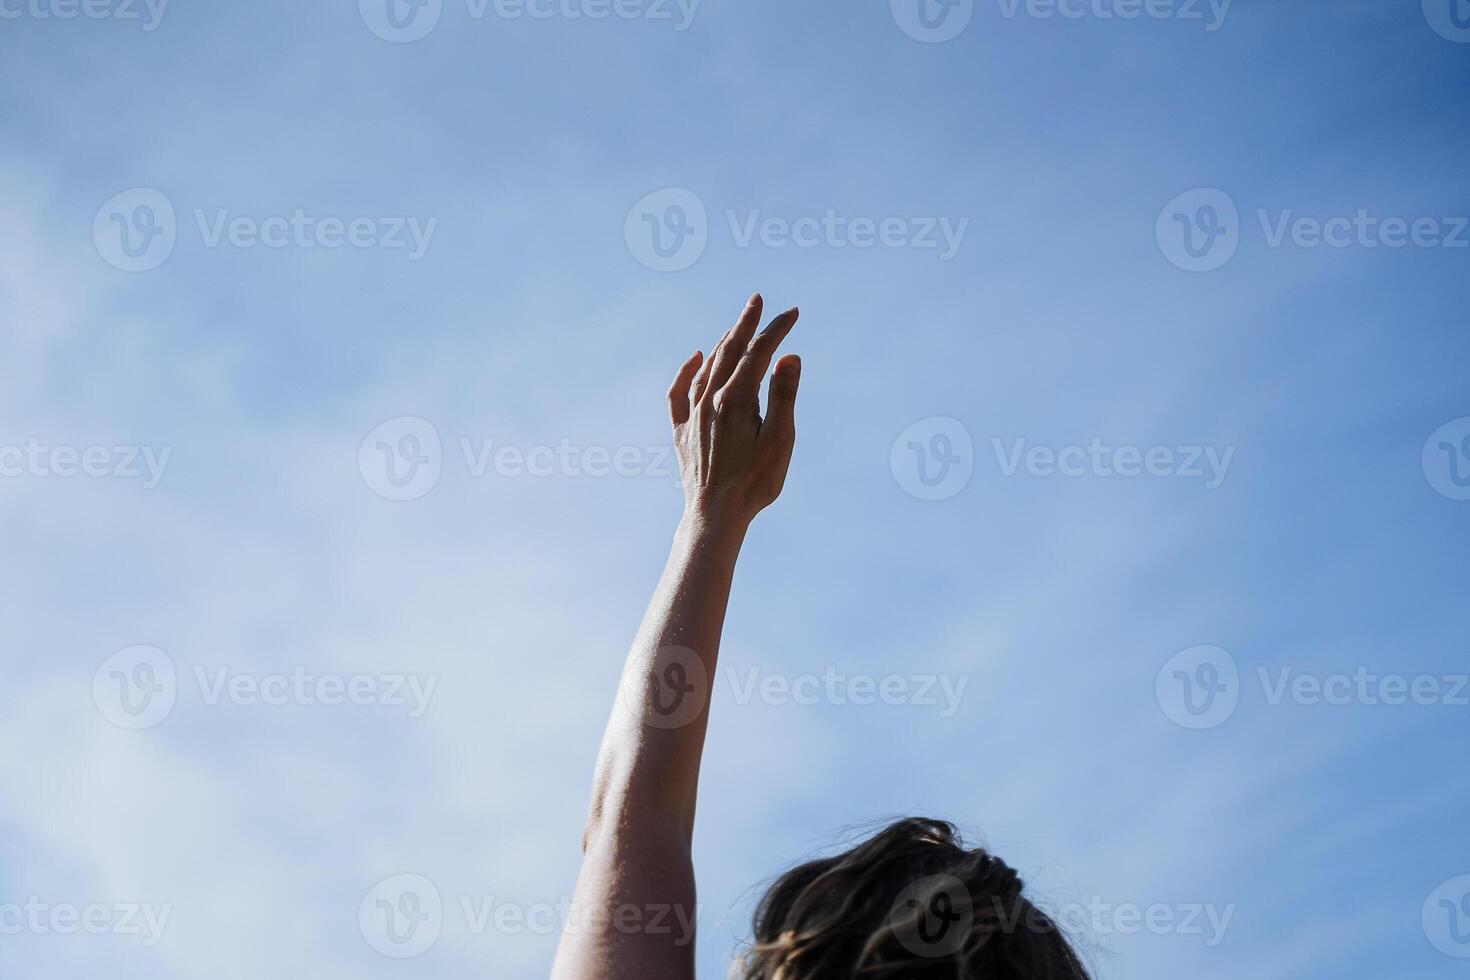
left=693, top=293, right=764, bottom=405
left=722, top=307, right=799, bottom=405
left=667, top=349, right=704, bottom=425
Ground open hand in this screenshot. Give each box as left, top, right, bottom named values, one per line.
left=667, top=293, right=801, bottom=530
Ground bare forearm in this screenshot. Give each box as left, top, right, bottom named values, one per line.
left=554, top=518, right=745, bottom=980
left=587, top=513, right=746, bottom=842
left=639, top=513, right=747, bottom=657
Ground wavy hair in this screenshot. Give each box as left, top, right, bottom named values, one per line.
left=735, top=818, right=1090, bottom=979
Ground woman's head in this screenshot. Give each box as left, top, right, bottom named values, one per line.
left=737, top=818, right=1090, bottom=979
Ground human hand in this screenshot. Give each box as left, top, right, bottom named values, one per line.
left=666, top=294, right=801, bottom=533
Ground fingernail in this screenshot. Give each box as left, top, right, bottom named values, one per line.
left=749, top=292, right=762, bottom=305
left=782, top=355, right=801, bottom=373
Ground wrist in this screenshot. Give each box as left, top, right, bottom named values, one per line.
left=676, top=505, right=750, bottom=554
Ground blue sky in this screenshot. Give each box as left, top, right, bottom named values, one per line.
left=2, top=0, right=1468, bottom=977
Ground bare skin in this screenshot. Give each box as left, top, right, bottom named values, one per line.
left=550, top=294, right=801, bottom=980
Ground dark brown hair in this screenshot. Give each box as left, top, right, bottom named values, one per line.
left=737, top=818, right=1090, bottom=979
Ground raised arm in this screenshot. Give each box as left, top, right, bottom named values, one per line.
left=551, top=294, right=801, bottom=980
